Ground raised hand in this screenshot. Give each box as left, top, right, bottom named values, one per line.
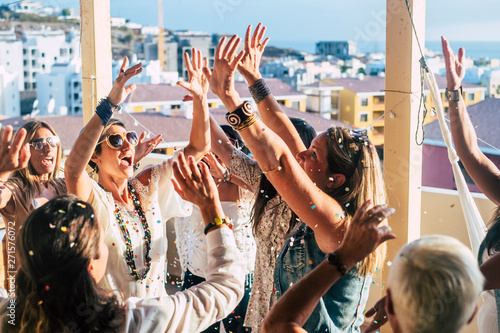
left=441, top=36, right=465, bottom=91
left=177, top=48, right=210, bottom=99
left=108, top=56, right=143, bottom=106
left=134, top=132, right=162, bottom=164
left=203, top=35, right=245, bottom=99
left=171, top=152, right=220, bottom=209
left=0, top=124, right=30, bottom=176
left=363, top=295, right=388, bottom=332
left=238, top=23, right=270, bottom=85
left=336, top=200, right=396, bottom=269
left=201, top=153, right=227, bottom=180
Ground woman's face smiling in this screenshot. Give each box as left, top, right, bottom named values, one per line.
left=296, top=132, right=333, bottom=191
left=29, top=127, right=59, bottom=178
left=95, top=125, right=135, bottom=180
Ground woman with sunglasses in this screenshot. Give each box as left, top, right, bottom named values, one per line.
left=0, top=152, right=245, bottom=333
left=64, top=51, right=212, bottom=299
left=0, top=120, right=67, bottom=287
left=208, top=25, right=387, bottom=332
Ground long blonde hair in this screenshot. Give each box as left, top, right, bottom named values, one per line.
left=325, top=127, right=386, bottom=276
left=10, top=120, right=66, bottom=201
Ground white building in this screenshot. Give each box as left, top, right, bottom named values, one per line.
left=23, top=27, right=80, bottom=90
left=111, top=17, right=127, bottom=27
left=112, top=57, right=178, bottom=85
left=0, top=28, right=24, bottom=91
left=481, top=69, right=500, bottom=98
left=36, top=58, right=82, bottom=115
left=8, top=1, right=42, bottom=14
left=0, top=65, right=20, bottom=119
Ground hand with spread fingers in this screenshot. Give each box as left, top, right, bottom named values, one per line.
left=0, top=124, right=30, bottom=176
left=109, top=56, right=143, bottom=106
left=238, top=23, right=270, bottom=85
left=203, top=35, right=245, bottom=101
left=335, top=200, right=396, bottom=269
left=177, top=48, right=210, bottom=99
left=134, top=132, right=163, bottom=165
left=441, top=37, right=465, bottom=91
left=172, top=152, right=220, bottom=211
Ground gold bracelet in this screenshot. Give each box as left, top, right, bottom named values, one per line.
left=234, top=114, right=259, bottom=132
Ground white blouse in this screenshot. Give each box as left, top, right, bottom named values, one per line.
left=90, top=151, right=192, bottom=299
left=0, top=228, right=246, bottom=333
left=175, top=198, right=256, bottom=278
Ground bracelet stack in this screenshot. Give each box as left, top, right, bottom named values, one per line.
left=225, top=101, right=259, bottom=132
left=222, top=168, right=232, bottom=183
left=95, top=97, right=120, bottom=126
left=249, top=79, right=271, bottom=104
left=204, top=217, right=233, bottom=235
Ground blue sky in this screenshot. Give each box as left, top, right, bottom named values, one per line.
left=15, top=0, right=500, bottom=44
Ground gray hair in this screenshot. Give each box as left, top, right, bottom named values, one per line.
left=387, top=235, right=484, bottom=333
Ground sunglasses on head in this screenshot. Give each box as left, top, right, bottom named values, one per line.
left=30, top=136, right=60, bottom=151
left=97, top=131, right=138, bottom=149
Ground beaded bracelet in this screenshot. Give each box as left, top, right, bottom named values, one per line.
left=249, top=79, right=271, bottom=104
left=325, top=251, right=347, bottom=276
left=204, top=217, right=233, bottom=235
left=95, top=97, right=120, bottom=126
left=226, top=101, right=260, bottom=132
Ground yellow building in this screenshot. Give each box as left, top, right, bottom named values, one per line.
left=327, top=76, right=485, bottom=146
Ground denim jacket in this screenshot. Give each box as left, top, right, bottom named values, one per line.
left=274, top=222, right=371, bottom=332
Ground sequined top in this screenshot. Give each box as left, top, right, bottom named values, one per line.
left=229, top=149, right=293, bottom=330
left=90, top=152, right=191, bottom=299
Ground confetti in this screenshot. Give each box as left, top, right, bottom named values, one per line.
left=311, top=205, right=316, bottom=209
left=58, top=209, right=65, bottom=214
left=49, top=223, right=56, bottom=229
left=76, top=203, right=86, bottom=208
left=60, top=226, right=68, bottom=233
left=29, top=250, right=34, bottom=256
left=70, top=242, right=75, bottom=248
left=345, top=187, right=349, bottom=192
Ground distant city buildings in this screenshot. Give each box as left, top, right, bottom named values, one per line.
left=316, top=41, right=357, bottom=60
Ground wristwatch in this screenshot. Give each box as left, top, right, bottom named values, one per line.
left=445, top=86, right=462, bottom=102
left=325, top=252, right=347, bottom=276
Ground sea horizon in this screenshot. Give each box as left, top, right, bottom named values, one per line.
left=269, top=40, right=500, bottom=60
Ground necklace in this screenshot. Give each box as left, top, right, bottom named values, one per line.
left=113, top=182, right=152, bottom=280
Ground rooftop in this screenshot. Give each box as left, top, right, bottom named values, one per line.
left=1, top=106, right=346, bottom=151
left=329, top=75, right=483, bottom=94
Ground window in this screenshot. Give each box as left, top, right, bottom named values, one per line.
left=31, top=49, right=36, bottom=56
left=33, top=82, right=36, bottom=89
left=32, top=72, right=36, bottom=78
left=74, top=106, right=81, bottom=113
left=60, top=49, right=67, bottom=56
left=32, top=60, right=36, bottom=66
left=359, top=112, right=369, bottom=122
left=24, top=71, right=27, bottom=77
left=209, top=48, right=215, bottom=57
left=23, top=60, right=27, bottom=65
left=74, top=93, right=79, bottom=100
left=24, top=83, right=28, bottom=89
left=42, top=64, right=45, bottom=70
left=49, top=82, right=52, bottom=87
left=360, top=97, right=369, bottom=107
left=23, top=49, right=26, bottom=55
left=73, top=81, right=79, bottom=88
left=41, top=53, right=45, bottom=58
left=467, top=92, right=475, bottom=101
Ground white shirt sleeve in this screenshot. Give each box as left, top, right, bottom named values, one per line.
left=122, top=227, right=245, bottom=333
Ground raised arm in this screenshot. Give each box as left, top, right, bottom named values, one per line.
left=64, top=58, right=142, bottom=202
left=237, top=24, right=306, bottom=157
left=0, top=125, right=29, bottom=213
left=206, top=36, right=345, bottom=253
left=262, top=201, right=395, bottom=333
left=177, top=49, right=211, bottom=162
left=442, top=37, right=500, bottom=205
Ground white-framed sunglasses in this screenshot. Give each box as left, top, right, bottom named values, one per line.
left=29, top=136, right=60, bottom=151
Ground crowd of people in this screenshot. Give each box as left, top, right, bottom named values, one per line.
left=0, top=25, right=497, bottom=333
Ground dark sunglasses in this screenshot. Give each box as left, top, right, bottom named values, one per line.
left=30, top=136, right=60, bottom=151
left=97, top=131, right=139, bottom=149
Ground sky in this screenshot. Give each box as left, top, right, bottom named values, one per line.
left=9, top=0, right=500, bottom=47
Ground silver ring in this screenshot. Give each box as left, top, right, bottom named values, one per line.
left=373, top=306, right=378, bottom=313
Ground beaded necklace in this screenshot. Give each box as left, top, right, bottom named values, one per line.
left=112, top=182, right=152, bottom=280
